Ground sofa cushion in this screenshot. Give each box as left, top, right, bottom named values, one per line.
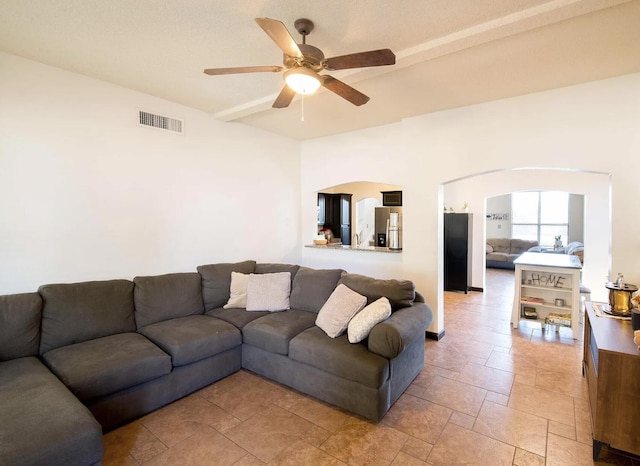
left=42, top=332, right=171, bottom=400
left=289, top=327, right=389, bottom=388
left=338, top=272, right=415, bottom=310
left=39, top=279, right=136, bottom=354
left=289, top=267, right=344, bottom=313
left=510, top=239, right=538, bottom=254
left=486, top=252, right=510, bottom=262
left=315, top=284, right=367, bottom=338
left=0, top=292, right=42, bottom=361
left=0, top=357, right=104, bottom=466
left=206, top=307, right=269, bottom=329
left=246, top=272, right=291, bottom=312
left=488, top=238, right=512, bottom=253
left=223, top=271, right=251, bottom=309
left=134, top=272, right=204, bottom=328
left=197, top=260, right=256, bottom=311
left=242, top=309, right=316, bottom=355
left=138, top=315, right=241, bottom=367
left=347, top=297, right=392, bottom=344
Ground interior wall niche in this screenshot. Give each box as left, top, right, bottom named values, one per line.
left=316, top=181, right=401, bottom=246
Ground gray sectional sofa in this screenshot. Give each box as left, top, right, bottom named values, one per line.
left=0, top=261, right=433, bottom=466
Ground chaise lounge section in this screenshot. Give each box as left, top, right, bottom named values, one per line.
left=0, top=261, right=433, bottom=465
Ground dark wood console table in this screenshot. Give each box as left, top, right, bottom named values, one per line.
left=583, top=301, right=640, bottom=459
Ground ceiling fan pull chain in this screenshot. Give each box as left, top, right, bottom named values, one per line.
left=301, top=94, right=305, bottom=122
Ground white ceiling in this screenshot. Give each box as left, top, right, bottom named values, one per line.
left=1, top=0, right=639, bottom=140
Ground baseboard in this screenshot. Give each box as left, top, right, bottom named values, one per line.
left=425, top=330, right=445, bottom=341
left=470, top=286, right=484, bottom=292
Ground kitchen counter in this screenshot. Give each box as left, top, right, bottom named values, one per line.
left=305, top=244, right=402, bottom=253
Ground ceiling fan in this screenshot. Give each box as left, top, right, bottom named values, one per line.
left=204, top=17, right=396, bottom=108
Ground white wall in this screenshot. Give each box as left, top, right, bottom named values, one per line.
left=485, top=194, right=511, bottom=239
left=0, top=52, right=301, bottom=294
left=301, top=73, right=640, bottom=335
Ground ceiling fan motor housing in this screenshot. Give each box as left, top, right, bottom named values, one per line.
left=283, top=44, right=325, bottom=71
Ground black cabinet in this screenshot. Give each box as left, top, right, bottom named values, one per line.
left=318, top=193, right=352, bottom=245
left=444, top=213, right=472, bottom=293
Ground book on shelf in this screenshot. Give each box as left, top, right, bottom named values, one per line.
left=521, top=296, right=544, bottom=304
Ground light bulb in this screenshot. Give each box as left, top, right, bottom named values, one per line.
left=284, top=68, right=321, bottom=95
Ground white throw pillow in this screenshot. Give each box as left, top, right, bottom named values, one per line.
left=246, top=272, right=291, bottom=312
left=223, top=272, right=251, bottom=309
left=316, top=284, right=367, bottom=338
left=486, top=244, right=494, bottom=253
left=347, top=297, right=392, bottom=343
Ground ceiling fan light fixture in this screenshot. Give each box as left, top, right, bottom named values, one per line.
left=284, top=67, right=321, bottom=95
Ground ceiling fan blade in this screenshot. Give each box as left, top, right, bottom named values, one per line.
left=204, top=65, right=283, bottom=75
left=322, top=76, right=370, bottom=106
left=325, top=49, right=396, bottom=71
left=255, top=18, right=303, bottom=58
left=272, top=85, right=296, bottom=108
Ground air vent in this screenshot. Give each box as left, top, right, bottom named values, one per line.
left=139, top=111, right=183, bottom=134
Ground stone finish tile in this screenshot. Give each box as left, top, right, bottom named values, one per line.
left=391, top=451, right=429, bottom=465
left=286, top=397, right=353, bottom=433
left=142, top=395, right=241, bottom=446
left=513, top=448, right=545, bottom=466
left=144, top=426, right=247, bottom=466
left=548, top=420, right=576, bottom=440
left=457, top=362, right=514, bottom=395
left=485, top=391, right=509, bottom=406
left=427, top=423, right=515, bottom=466
left=232, top=454, right=265, bottom=465
left=535, top=368, right=588, bottom=399
left=401, top=436, right=433, bottom=462
left=508, top=382, right=575, bottom=426
left=473, top=400, right=548, bottom=457
left=418, top=376, right=487, bottom=416
left=320, top=417, right=408, bottom=466
left=103, top=420, right=167, bottom=464
left=270, top=439, right=346, bottom=465
left=381, top=394, right=451, bottom=444
left=449, top=411, right=475, bottom=429
left=546, top=432, right=594, bottom=466
left=224, top=405, right=313, bottom=463
left=300, top=424, right=331, bottom=447
left=202, top=377, right=287, bottom=421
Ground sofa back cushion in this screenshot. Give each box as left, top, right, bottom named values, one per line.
left=39, top=280, right=135, bottom=354
left=0, top=292, right=42, bottom=361
left=255, top=263, right=300, bottom=285
left=134, top=273, right=204, bottom=328
left=510, top=239, right=538, bottom=254
left=197, top=260, right=256, bottom=311
left=487, top=238, right=512, bottom=254
left=289, top=267, right=344, bottom=313
left=338, top=272, right=415, bottom=311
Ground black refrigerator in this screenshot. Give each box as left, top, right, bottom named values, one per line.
left=444, top=213, right=472, bottom=293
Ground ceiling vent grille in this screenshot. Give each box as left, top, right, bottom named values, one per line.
left=139, top=111, right=183, bottom=134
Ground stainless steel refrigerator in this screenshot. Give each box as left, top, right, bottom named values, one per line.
left=374, top=207, right=402, bottom=249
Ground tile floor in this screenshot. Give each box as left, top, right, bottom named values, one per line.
left=103, top=269, right=640, bottom=465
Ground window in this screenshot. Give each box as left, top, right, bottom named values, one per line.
left=512, top=191, right=569, bottom=247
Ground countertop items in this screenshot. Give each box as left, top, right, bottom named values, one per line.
left=305, top=243, right=402, bottom=253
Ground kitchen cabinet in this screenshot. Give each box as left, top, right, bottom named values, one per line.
left=583, top=301, right=640, bottom=459
left=444, top=213, right=472, bottom=293
left=511, top=252, right=581, bottom=339
left=318, top=193, right=352, bottom=245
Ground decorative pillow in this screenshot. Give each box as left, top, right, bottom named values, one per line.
left=486, top=244, right=494, bottom=253
left=315, top=284, right=367, bottom=338
left=246, top=272, right=291, bottom=312
left=347, top=297, right=392, bottom=343
left=223, top=272, right=251, bottom=309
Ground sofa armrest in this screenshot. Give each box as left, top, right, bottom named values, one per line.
left=367, top=302, right=433, bottom=359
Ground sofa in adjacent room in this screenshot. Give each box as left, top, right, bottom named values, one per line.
left=485, top=238, right=539, bottom=269
left=0, top=261, right=433, bottom=466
